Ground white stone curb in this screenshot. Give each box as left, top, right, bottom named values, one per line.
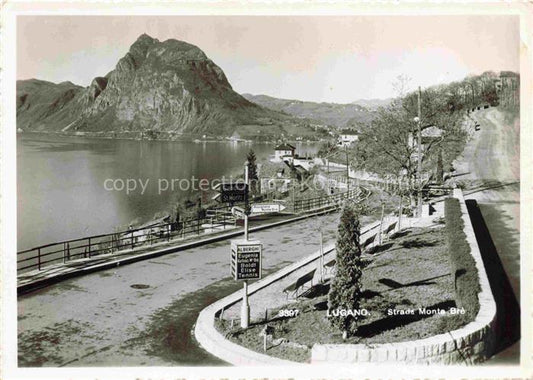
left=194, top=217, right=399, bottom=365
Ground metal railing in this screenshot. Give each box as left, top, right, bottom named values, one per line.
left=17, top=211, right=236, bottom=274
left=293, top=188, right=362, bottom=213
left=17, top=188, right=365, bottom=274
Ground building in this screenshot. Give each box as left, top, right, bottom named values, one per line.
left=229, top=131, right=242, bottom=141
left=337, top=133, right=359, bottom=147
left=497, top=72, right=520, bottom=108
left=407, top=126, right=444, bottom=165
left=273, top=143, right=296, bottom=162
left=420, top=126, right=444, bottom=143
left=260, top=177, right=293, bottom=195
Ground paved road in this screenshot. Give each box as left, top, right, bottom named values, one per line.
left=453, top=107, right=520, bottom=364
left=18, top=211, right=348, bottom=367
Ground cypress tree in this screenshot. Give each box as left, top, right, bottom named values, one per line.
left=327, top=203, right=363, bottom=339
left=246, top=149, right=259, bottom=195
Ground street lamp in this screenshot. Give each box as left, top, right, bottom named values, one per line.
left=414, top=86, right=422, bottom=217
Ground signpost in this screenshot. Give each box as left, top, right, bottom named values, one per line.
left=230, top=239, right=262, bottom=328
left=225, top=160, right=263, bottom=329
left=230, top=240, right=262, bottom=280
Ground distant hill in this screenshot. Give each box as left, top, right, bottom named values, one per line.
left=17, top=34, right=298, bottom=138
left=351, top=98, right=392, bottom=110
left=242, top=93, right=377, bottom=128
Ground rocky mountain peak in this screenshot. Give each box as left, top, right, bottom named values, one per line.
left=16, top=34, right=281, bottom=136
left=128, top=33, right=158, bottom=62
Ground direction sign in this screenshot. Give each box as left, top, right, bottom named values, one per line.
left=214, top=181, right=248, bottom=203
left=231, top=206, right=246, bottom=218
left=250, top=203, right=286, bottom=214
left=231, top=239, right=262, bottom=280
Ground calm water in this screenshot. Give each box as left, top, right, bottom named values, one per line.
left=17, top=134, right=318, bottom=251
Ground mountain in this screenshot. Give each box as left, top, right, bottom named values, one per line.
left=17, top=34, right=291, bottom=137
left=242, top=93, right=377, bottom=128
left=16, top=79, right=83, bottom=131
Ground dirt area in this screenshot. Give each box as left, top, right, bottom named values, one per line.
left=216, top=226, right=471, bottom=363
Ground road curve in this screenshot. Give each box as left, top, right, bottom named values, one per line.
left=453, top=107, right=520, bottom=364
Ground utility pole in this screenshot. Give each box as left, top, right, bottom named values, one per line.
left=417, top=86, right=422, bottom=218
left=345, top=145, right=350, bottom=195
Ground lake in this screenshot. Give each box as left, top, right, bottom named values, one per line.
left=17, top=134, right=319, bottom=251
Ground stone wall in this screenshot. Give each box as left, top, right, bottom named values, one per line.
left=311, top=189, right=497, bottom=365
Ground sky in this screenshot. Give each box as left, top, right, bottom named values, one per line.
left=17, top=15, right=520, bottom=103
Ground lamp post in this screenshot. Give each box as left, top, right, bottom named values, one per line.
left=414, top=86, right=422, bottom=217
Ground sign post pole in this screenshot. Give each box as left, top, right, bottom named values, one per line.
left=244, top=161, right=249, bottom=241
left=242, top=160, right=250, bottom=328
left=241, top=280, right=249, bottom=328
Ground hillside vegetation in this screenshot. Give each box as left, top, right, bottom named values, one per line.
left=242, top=93, right=376, bottom=128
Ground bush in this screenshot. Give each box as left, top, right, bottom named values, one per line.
left=444, top=198, right=481, bottom=320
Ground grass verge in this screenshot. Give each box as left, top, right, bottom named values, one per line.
left=215, top=226, right=476, bottom=362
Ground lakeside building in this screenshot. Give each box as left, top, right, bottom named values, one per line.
left=337, top=133, right=359, bottom=147
left=272, top=143, right=296, bottom=162
left=283, top=155, right=315, bottom=171
left=260, top=176, right=293, bottom=195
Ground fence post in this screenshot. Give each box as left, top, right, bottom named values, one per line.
left=150, top=228, right=153, bottom=245
left=378, top=204, right=385, bottom=245
left=37, top=247, right=41, bottom=270
left=223, top=212, right=226, bottom=230
left=88, top=238, right=92, bottom=258
left=398, top=195, right=403, bottom=232
left=131, top=231, right=134, bottom=250
left=167, top=224, right=171, bottom=242
left=63, top=242, right=67, bottom=263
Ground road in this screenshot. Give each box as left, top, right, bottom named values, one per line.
left=18, top=211, right=347, bottom=367
left=453, top=107, right=520, bottom=364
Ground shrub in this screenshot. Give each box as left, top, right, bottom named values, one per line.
left=327, top=203, right=364, bottom=338
left=444, top=198, right=481, bottom=320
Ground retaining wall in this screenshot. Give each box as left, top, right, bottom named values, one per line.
left=311, top=189, right=497, bottom=365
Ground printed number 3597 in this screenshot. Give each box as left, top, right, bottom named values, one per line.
left=278, top=309, right=299, bottom=317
